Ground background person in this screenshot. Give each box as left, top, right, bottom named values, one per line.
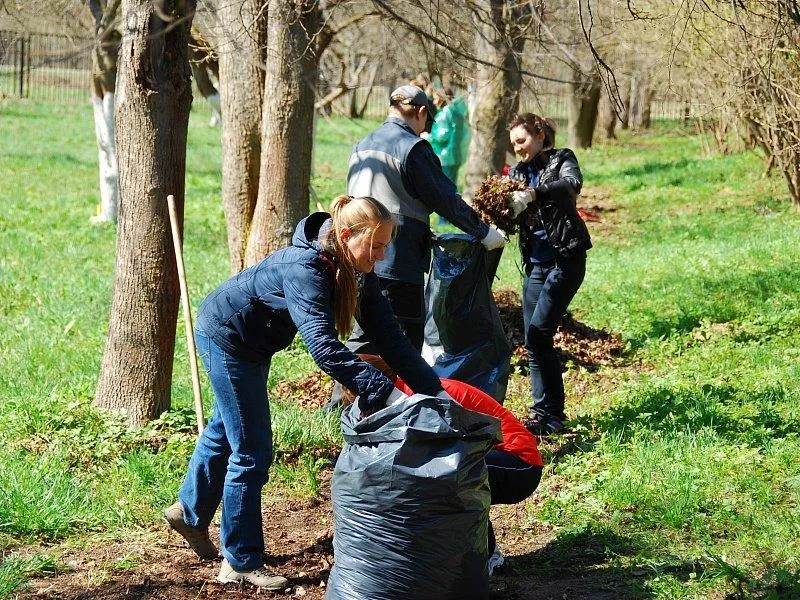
left=325, top=85, right=505, bottom=410
left=165, top=196, right=450, bottom=590
left=345, top=84, right=504, bottom=353
left=505, top=113, right=592, bottom=436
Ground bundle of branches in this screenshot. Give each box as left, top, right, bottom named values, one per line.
left=472, top=175, right=526, bottom=235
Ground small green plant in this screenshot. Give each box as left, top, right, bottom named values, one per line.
left=0, top=553, right=55, bottom=598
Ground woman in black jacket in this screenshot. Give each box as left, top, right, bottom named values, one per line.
left=506, top=113, right=592, bottom=436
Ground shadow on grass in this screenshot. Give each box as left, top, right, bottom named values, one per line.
left=594, top=382, right=797, bottom=445
left=625, top=263, right=800, bottom=350
left=492, top=525, right=707, bottom=599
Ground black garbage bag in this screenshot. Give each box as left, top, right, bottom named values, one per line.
left=325, top=394, right=501, bottom=600
left=424, top=234, right=512, bottom=403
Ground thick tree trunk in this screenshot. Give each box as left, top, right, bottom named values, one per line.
left=245, top=0, right=320, bottom=264
left=462, top=0, right=529, bottom=201
left=629, top=69, right=653, bottom=129
left=568, top=70, right=601, bottom=149
left=596, top=88, right=617, bottom=140
left=213, top=0, right=266, bottom=272
left=94, top=0, right=195, bottom=426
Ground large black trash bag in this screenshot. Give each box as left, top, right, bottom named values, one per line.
left=325, top=394, right=501, bottom=600
left=424, top=234, right=512, bottom=403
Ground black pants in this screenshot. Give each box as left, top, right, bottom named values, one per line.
left=523, top=254, right=586, bottom=421
left=486, top=449, right=543, bottom=553
left=326, top=278, right=424, bottom=409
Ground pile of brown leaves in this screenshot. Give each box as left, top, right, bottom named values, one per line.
left=472, top=175, right=526, bottom=235
left=493, top=287, right=625, bottom=372
left=273, top=371, right=335, bottom=410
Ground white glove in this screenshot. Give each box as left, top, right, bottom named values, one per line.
left=509, top=189, right=535, bottom=218
left=436, top=389, right=456, bottom=403
left=481, top=224, right=506, bottom=250
left=385, top=387, right=411, bottom=406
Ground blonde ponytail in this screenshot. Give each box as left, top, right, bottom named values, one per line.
left=321, top=195, right=396, bottom=338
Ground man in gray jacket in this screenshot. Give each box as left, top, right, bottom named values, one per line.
left=342, top=84, right=505, bottom=357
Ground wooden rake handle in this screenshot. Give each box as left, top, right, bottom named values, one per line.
left=167, top=194, right=205, bottom=437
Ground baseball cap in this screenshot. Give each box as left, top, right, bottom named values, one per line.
left=389, top=85, right=432, bottom=111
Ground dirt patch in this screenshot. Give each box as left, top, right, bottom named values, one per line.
left=19, top=486, right=646, bottom=600
left=19, top=493, right=335, bottom=600
left=493, top=288, right=625, bottom=373
left=578, top=186, right=620, bottom=238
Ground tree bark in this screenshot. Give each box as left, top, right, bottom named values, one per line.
left=629, top=68, right=653, bottom=129
left=462, top=0, right=529, bottom=201
left=213, top=0, right=267, bottom=272
left=245, top=0, right=320, bottom=264
left=94, top=0, right=195, bottom=426
left=567, top=69, right=601, bottom=149
left=596, top=87, right=617, bottom=140
left=88, top=0, right=121, bottom=224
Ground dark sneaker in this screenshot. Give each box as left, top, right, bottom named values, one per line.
left=163, top=502, right=219, bottom=560
left=524, top=413, right=565, bottom=437
left=217, top=559, right=289, bottom=590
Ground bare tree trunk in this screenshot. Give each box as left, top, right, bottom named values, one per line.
left=213, top=0, right=266, bottom=272
left=568, top=70, right=601, bottom=149
left=463, top=0, right=529, bottom=201
left=618, top=70, right=631, bottom=130
left=188, top=31, right=221, bottom=126
left=596, top=87, right=617, bottom=140
left=639, top=70, right=653, bottom=129
left=88, top=0, right=120, bottom=224
left=245, top=0, right=320, bottom=264
left=629, top=68, right=653, bottom=129
left=94, top=0, right=195, bottom=426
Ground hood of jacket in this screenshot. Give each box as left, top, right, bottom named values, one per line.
left=291, top=211, right=332, bottom=251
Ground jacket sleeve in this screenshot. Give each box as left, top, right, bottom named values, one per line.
left=534, top=149, right=583, bottom=209
left=283, top=261, right=395, bottom=410
left=403, top=141, right=490, bottom=241
left=355, top=274, right=443, bottom=396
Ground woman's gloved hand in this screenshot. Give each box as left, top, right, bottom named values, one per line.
left=508, top=189, right=536, bottom=218
left=360, top=387, right=409, bottom=419
left=481, top=224, right=507, bottom=250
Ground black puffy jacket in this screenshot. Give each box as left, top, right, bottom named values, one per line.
left=508, top=148, right=592, bottom=260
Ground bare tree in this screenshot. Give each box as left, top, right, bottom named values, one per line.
left=94, top=0, right=196, bottom=425
left=244, top=0, right=321, bottom=263
left=462, top=0, right=532, bottom=198
left=87, top=0, right=121, bottom=224
left=643, top=0, right=800, bottom=207
left=204, top=0, right=267, bottom=272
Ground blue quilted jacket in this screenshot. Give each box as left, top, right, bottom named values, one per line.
left=197, top=212, right=442, bottom=409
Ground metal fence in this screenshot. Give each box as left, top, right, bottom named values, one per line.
left=1, top=30, right=92, bottom=103
left=1, top=30, right=690, bottom=123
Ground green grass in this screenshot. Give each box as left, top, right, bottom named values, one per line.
left=1, top=101, right=799, bottom=598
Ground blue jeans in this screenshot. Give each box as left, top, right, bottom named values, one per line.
left=178, top=329, right=273, bottom=571
left=522, top=254, right=586, bottom=421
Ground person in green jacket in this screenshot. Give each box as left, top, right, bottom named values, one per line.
left=429, top=89, right=471, bottom=188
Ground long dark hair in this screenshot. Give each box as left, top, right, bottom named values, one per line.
left=321, top=195, right=396, bottom=337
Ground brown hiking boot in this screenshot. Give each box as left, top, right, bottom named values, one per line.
left=163, top=502, right=218, bottom=560
left=217, top=559, right=289, bottom=590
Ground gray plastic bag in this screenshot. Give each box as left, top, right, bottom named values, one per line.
left=325, top=394, right=501, bottom=600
